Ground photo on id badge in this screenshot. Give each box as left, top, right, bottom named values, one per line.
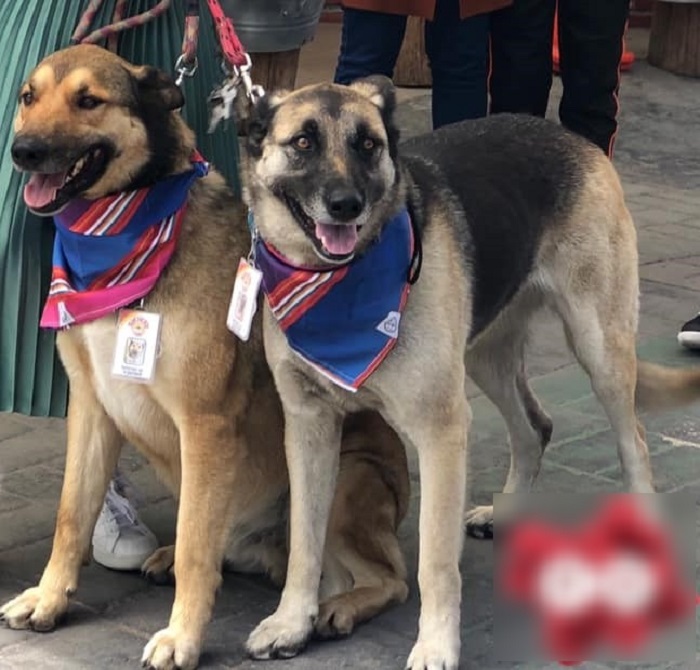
left=124, top=336, right=147, bottom=366
left=492, top=492, right=697, bottom=664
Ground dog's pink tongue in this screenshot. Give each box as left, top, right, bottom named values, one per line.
left=23, top=172, right=66, bottom=211
left=315, top=223, right=358, bottom=256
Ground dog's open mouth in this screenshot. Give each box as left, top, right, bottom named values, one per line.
left=284, top=195, right=362, bottom=263
left=23, top=145, right=111, bottom=215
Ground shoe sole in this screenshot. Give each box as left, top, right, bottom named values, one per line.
left=92, top=546, right=153, bottom=571
left=677, top=331, right=700, bottom=350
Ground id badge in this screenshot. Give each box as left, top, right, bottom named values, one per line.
left=111, top=309, right=162, bottom=384
left=227, top=257, right=263, bottom=341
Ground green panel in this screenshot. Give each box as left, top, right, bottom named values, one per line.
left=0, top=0, right=241, bottom=417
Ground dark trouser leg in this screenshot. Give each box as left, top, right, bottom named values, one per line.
left=333, top=8, right=407, bottom=84
left=489, top=0, right=557, bottom=116
left=425, top=0, right=490, bottom=128
left=557, top=0, right=631, bottom=156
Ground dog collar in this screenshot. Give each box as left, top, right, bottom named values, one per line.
left=251, top=208, right=415, bottom=391
left=40, top=155, right=209, bottom=329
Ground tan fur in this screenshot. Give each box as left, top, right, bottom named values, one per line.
left=0, top=46, right=409, bottom=670
left=242, top=79, right=700, bottom=670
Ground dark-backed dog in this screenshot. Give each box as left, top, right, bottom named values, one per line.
left=241, top=77, right=700, bottom=669
left=0, top=46, right=411, bottom=669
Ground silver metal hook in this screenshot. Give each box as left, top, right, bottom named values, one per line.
left=174, top=54, right=198, bottom=87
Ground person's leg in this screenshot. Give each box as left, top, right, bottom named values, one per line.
left=489, top=0, right=557, bottom=116
left=334, top=8, right=407, bottom=84
left=557, top=0, right=631, bottom=156
left=424, top=0, right=490, bottom=128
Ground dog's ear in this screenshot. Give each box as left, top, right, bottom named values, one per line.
left=349, top=75, right=400, bottom=158
left=246, top=89, right=290, bottom=158
left=132, top=65, right=184, bottom=111
left=349, top=75, right=396, bottom=116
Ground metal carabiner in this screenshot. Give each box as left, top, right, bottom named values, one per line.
left=174, top=54, right=198, bottom=87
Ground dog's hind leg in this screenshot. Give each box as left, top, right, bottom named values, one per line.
left=1, top=337, right=122, bottom=631
left=464, top=332, right=553, bottom=539
left=316, top=551, right=408, bottom=639
left=559, top=298, right=654, bottom=493
left=316, top=434, right=409, bottom=639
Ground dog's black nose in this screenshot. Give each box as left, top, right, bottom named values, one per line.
left=11, top=136, right=49, bottom=169
left=325, top=187, right=364, bottom=222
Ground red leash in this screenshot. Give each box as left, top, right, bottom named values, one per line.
left=205, top=0, right=247, bottom=68
left=71, top=1, right=264, bottom=103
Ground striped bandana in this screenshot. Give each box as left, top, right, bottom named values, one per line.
left=40, top=157, right=209, bottom=329
left=255, top=208, right=415, bottom=391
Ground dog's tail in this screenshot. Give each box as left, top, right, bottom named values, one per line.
left=635, top=360, right=700, bottom=412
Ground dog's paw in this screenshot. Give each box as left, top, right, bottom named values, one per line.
left=0, top=586, right=68, bottom=632
left=315, top=597, right=356, bottom=639
left=141, top=627, right=200, bottom=670
left=464, top=505, right=494, bottom=539
left=142, top=545, right=176, bottom=586
left=245, top=611, right=314, bottom=659
left=406, top=636, right=459, bottom=670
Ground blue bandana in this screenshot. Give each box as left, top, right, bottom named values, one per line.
left=255, top=208, right=416, bottom=391
left=41, top=156, right=209, bottom=329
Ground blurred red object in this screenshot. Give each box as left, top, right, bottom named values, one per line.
left=499, top=494, right=697, bottom=664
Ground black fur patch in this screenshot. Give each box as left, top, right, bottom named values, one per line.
left=401, top=114, right=590, bottom=339
left=126, top=67, right=186, bottom=189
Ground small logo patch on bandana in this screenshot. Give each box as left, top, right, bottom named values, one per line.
left=255, top=208, right=415, bottom=391
left=40, top=156, right=208, bottom=329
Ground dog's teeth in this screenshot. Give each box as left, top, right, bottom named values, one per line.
left=66, top=156, right=88, bottom=182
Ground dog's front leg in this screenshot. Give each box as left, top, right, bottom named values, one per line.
left=142, top=412, right=241, bottom=670
left=246, top=368, right=343, bottom=660
left=1, top=353, right=121, bottom=631
left=396, top=392, right=470, bottom=670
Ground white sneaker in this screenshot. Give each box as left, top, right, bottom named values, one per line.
left=678, top=314, right=700, bottom=349
left=92, top=478, right=158, bottom=571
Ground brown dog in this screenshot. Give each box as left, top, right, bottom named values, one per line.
left=0, top=45, right=410, bottom=670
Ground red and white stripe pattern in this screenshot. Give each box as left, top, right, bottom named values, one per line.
left=267, top=266, right=349, bottom=330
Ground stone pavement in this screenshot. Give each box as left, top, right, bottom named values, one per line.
left=2, top=35, right=700, bottom=670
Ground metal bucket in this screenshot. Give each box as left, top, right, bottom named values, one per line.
left=222, top=0, right=325, bottom=53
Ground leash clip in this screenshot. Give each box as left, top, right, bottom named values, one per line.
left=246, top=209, right=259, bottom=266
left=235, top=54, right=265, bottom=103
left=174, top=54, right=198, bottom=87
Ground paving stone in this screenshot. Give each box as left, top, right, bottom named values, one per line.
left=1, top=464, right=64, bottom=502
left=0, top=615, right=146, bottom=669
left=0, top=416, right=33, bottom=443
left=0, top=501, right=58, bottom=552
left=546, top=427, right=675, bottom=477
left=598, top=445, right=700, bottom=494
left=0, top=427, right=66, bottom=474
left=640, top=261, right=700, bottom=292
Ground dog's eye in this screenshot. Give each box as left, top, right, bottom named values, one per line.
left=293, top=135, right=312, bottom=151
left=77, top=95, right=103, bottom=110
left=362, top=138, right=376, bottom=152
left=20, top=91, right=33, bottom=106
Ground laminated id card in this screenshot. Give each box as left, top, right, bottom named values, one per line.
left=111, top=309, right=162, bottom=383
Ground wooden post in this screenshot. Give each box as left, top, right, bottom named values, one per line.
left=237, top=49, right=302, bottom=135
left=648, top=1, right=700, bottom=77
left=250, top=49, right=302, bottom=92
left=393, top=16, right=432, bottom=88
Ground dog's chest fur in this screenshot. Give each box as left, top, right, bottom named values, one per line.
left=68, top=318, right=178, bottom=452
